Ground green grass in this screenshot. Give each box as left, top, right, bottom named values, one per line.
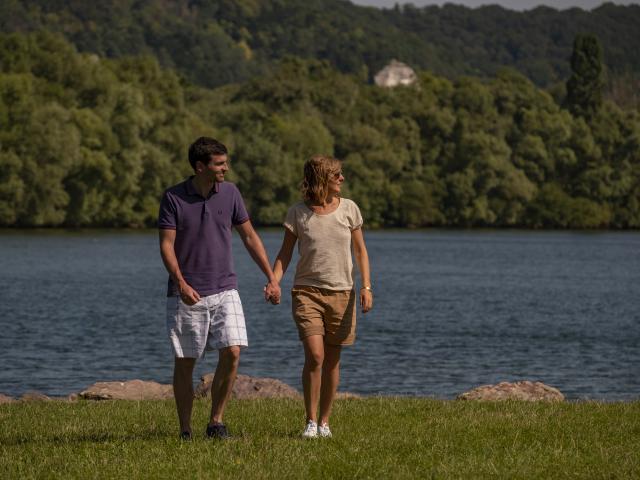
left=1, top=398, right=639, bottom=479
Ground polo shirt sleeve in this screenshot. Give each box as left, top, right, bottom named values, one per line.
left=232, top=185, right=250, bottom=225
left=158, top=190, right=177, bottom=230
left=283, top=205, right=298, bottom=237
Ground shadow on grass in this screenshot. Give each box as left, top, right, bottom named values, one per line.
left=1, top=429, right=171, bottom=446
left=1, top=430, right=282, bottom=446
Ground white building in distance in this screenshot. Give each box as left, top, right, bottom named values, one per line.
left=374, top=60, right=417, bottom=87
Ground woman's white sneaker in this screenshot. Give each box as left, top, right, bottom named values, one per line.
left=317, top=423, right=332, bottom=438
left=301, top=420, right=318, bottom=438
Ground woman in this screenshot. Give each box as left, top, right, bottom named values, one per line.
left=272, top=155, right=373, bottom=438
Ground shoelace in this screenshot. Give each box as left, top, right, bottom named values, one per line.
left=304, top=421, right=317, bottom=434
left=318, top=423, right=331, bottom=435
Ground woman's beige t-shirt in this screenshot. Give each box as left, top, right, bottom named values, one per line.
left=284, top=198, right=363, bottom=290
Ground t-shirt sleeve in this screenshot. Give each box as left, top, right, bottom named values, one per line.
left=232, top=185, right=250, bottom=225
left=158, top=191, right=177, bottom=230
left=283, top=205, right=298, bottom=236
left=349, top=201, right=363, bottom=230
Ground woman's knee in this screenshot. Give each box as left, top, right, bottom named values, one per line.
left=322, top=344, right=342, bottom=369
left=305, top=349, right=324, bottom=369
left=302, top=335, right=325, bottom=369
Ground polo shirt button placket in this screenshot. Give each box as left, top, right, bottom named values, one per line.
left=202, top=201, right=209, bottom=220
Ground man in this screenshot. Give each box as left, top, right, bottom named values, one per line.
left=158, top=137, right=281, bottom=440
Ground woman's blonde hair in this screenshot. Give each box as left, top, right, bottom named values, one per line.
left=301, top=155, right=342, bottom=204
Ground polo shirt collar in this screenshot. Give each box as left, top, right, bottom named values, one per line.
left=185, top=176, right=219, bottom=198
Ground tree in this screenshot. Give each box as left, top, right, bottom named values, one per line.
left=565, top=34, right=605, bottom=118
left=2, top=32, right=640, bottom=229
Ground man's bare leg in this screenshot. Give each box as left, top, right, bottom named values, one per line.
left=173, top=357, right=196, bottom=434
left=319, top=343, right=342, bottom=426
left=209, top=346, right=241, bottom=425
left=301, top=335, right=325, bottom=423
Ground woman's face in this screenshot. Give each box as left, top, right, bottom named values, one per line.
left=327, top=168, right=344, bottom=195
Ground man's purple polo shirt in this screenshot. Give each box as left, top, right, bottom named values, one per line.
left=158, top=177, right=249, bottom=297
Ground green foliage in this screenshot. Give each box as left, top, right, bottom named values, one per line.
left=0, top=32, right=199, bottom=226
left=2, top=0, right=640, bottom=90
left=1, top=33, right=640, bottom=228
left=566, top=34, right=605, bottom=118
left=526, top=184, right=611, bottom=228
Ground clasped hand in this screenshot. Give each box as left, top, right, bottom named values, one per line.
left=180, top=280, right=280, bottom=305
left=264, top=280, right=281, bottom=305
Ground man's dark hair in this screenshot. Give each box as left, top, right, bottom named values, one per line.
left=188, top=137, right=228, bottom=170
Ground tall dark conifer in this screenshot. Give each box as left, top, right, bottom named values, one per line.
left=565, top=34, right=605, bottom=118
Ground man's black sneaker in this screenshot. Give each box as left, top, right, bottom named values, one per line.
left=206, top=423, right=231, bottom=440
left=180, top=431, right=192, bottom=441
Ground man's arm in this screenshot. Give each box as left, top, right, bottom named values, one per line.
left=159, top=229, right=200, bottom=305
left=235, top=220, right=281, bottom=303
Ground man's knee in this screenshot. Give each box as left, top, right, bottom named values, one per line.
left=219, top=346, right=241, bottom=368
left=174, top=358, right=196, bottom=391
left=175, top=357, right=196, bottom=373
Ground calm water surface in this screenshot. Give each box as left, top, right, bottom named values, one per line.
left=0, top=230, right=638, bottom=400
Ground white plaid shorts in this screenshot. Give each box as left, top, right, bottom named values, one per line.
left=166, top=289, right=248, bottom=358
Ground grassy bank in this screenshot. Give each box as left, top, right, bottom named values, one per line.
left=1, top=398, right=639, bottom=479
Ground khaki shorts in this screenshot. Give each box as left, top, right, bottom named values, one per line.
left=291, top=286, right=356, bottom=345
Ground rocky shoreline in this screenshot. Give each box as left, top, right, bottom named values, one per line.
left=0, top=377, right=566, bottom=403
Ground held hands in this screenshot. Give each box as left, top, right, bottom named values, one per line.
left=180, top=280, right=280, bottom=306
left=264, top=280, right=281, bottom=305
left=178, top=281, right=201, bottom=306
left=360, top=287, right=373, bottom=313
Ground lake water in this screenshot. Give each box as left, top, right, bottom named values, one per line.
left=0, top=230, right=638, bottom=400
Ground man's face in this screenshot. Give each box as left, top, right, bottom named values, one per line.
left=198, top=154, right=228, bottom=182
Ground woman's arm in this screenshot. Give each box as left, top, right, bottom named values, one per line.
left=235, top=220, right=281, bottom=303
left=352, top=227, right=373, bottom=313
left=273, top=228, right=298, bottom=284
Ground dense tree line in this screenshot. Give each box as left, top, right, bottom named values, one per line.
left=1, top=32, right=638, bottom=229
left=0, top=32, right=210, bottom=227
left=1, top=0, right=640, bottom=90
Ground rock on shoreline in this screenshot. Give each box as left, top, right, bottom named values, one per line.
left=0, top=393, right=16, bottom=404
left=457, top=381, right=565, bottom=402
left=1, top=378, right=563, bottom=402
left=196, top=373, right=300, bottom=400
left=79, top=380, right=174, bottom=401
